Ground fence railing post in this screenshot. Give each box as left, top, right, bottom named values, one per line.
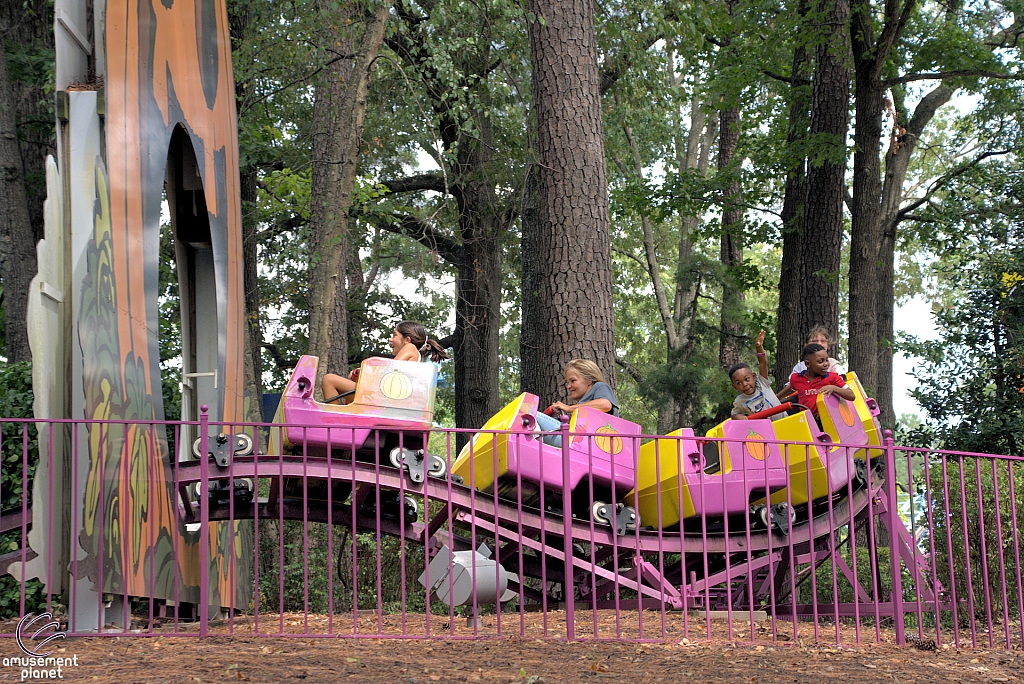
left=560, top=413, right=574, bottom=640
left=883, top=429, right=905, bottom=645
left=199, top=405, right=210, bottom=638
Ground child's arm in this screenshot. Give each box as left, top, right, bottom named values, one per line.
left=821, top=384, right=855, bottom=401
left=754, top=329, right=769, bottom=379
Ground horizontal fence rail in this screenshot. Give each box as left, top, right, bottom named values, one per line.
left=0, top=414, right=1020, bottom=647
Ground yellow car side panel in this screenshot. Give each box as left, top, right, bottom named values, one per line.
left=630, top=429, right=697, bottom=529
left=451, top=393, right=538, bottom=492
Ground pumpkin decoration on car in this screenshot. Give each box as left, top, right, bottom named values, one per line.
left=745, top=428, right=767, bottom=461
left=380, top=370, right=413, bottom=401
left=594, top=425, right=624, bottom=455
left=837, top=397, right=856, bottom=427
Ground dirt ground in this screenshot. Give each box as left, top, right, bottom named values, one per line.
left=7, top=612, right=1022, bottom=683
left=46, top=634, right=1023, bottom=683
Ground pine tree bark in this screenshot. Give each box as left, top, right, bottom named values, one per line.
left=528, top=0, right=616, bottom=404
left=0, top=0, right=51, bottom=240
left=774, top=3, right=811, bottom=386
left=451, top=115, right=504, bottom=441
left=0, top=36, right=36, bottom=362
left=519, top=163, right=545, bottom=396
left=799, top=0, right=850, bottom=355
left=847, top=54, right=883, bottom=387
left=717, top=104, right=743, bottom=371
left=0, top=2, right=52, bottom=362
left=306, top=5, right=390, bottom=393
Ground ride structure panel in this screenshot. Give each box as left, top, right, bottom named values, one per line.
left=21, top=0, right=251, bottom=629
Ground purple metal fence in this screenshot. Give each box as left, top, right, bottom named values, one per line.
left=0, top=414, right=1020, bottom=647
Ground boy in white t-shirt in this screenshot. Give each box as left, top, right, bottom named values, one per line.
left=729, top=329, right=783, bottom=420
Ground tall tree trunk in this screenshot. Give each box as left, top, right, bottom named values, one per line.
left=875, top=85, right=952, bottom=426
left=528, top=0, right=616, bottom=404
left=847, top=0, right=916, bottom=391
left=0, top=2, right=52, bottom=361
left=666, top=93, right=705, bottom=432
left=717, top=103, right=743, bottom=371
left=0, top=36, right=35, bottom=362
left=345, top=231, right=370, bottom=362
left=799, top=0, right=850, bottom=355
left=241, top=168, right=263, bottom=420
left=382, top=10, right=507, bottom=443
left=230, top=0, right=264, bottom=422
left=774, top=3, right=811, bottom=386
left=306, top=5, right=390, bottom=392
left=451, top=112, right=504, bottom=442
left=307, top=56, right=346, bottom=384
left=0, top=0, right=52, bottom=241
left=847, top=94, right=883, bottom=387
left=676, top=110, right=716, bottom=426
left=667, top=91, right=714, bottom=428
left=519, top=162, right=545, bottom=396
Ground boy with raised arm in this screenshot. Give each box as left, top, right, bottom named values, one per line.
left=728, top=330, right=783, bottom=420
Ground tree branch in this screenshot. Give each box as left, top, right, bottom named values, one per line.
left=262, top=343, right=298, bottom=370
left=599, top=12, right=678, bottom=95
left=257, top=213, right=305, bottom=241
left=873, top=0, right=918, bottom=78
left=762, top=69, right=810, bottom=86
left=984, top=18, right=1024, bottom=49
left=379, top=172, right=449, bottom=195
left=620, top=117, right=678, bottom=349
left=883, top=70, right=1022, bottom=87
left=615, top=356, right=645, bottom=383
left=237, top=49, right=355, bottom=115
left=611, top=246, right=647, bottom=269
left=894, top=149, right=1010, bottom=223
left=362, top=211, right=462, bottom=264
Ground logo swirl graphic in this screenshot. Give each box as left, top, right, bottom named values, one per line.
left=16, top=612, right=66, bottom=656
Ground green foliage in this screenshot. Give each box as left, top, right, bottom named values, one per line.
left=901, top=162, right=1024, bottom=455
left=895, top=149, right=1024, bottom=625
left=927, top=456, right=1024, bottom=625
left=0, top=362, right=37, bottom=510
left=0, top=362, right=47, bottom=618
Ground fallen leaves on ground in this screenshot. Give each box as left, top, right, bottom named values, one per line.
left=44, top=629, right=1022, bottom=684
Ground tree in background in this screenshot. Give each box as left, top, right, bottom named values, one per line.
left=0, top=1, right=52, bottom=362
left=798, top=0, right=850, bottom=351
left=847, top=0, right=1023, bottom=409
left=528, top=0, right=617, bottom=404
left=773, top=0, right=812, bottom=388
left=229, top=0, right=265, bottom=422
left=902, top=160, right=1024, bottom=619
left=0, top=34, right=35, bottom=363
left=371, top=0, right=526, bottom=438
left=306, top=0, right=392, bottom=396
left=902, top=152, right=1024, bottom=454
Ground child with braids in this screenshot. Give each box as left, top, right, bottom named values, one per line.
left=321, top=320, right=448, bottom=404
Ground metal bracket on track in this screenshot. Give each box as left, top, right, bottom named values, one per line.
left=390, top=447, right=448, bottom=484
